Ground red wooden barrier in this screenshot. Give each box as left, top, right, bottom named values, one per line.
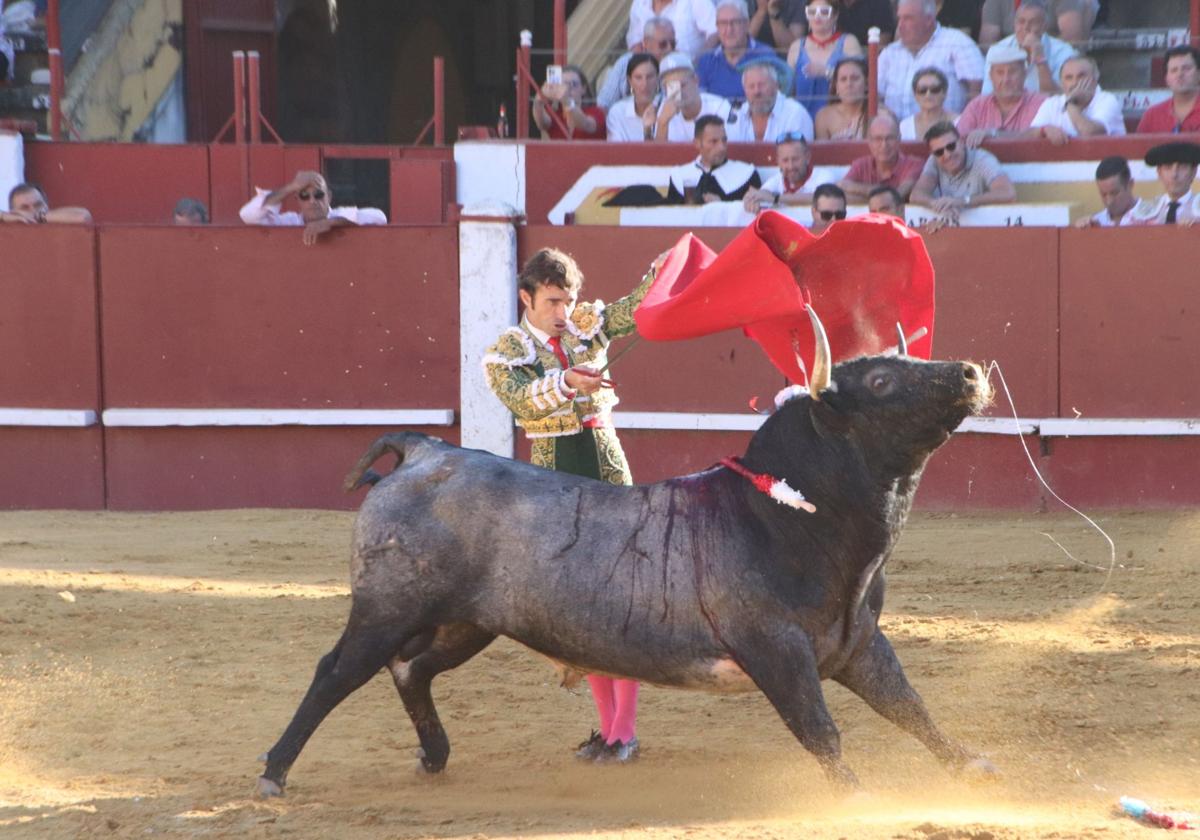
left=0, top=227, right=104, bottom=508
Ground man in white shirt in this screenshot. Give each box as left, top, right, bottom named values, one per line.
left=981, top=0, right=1075, bottom=95
left=726, top=56, right=814, bottom=143
left=652, top=52, right=732, bottom=141
left=666, top=115, right=761, bottom=203
left=743, top=132, right=814, bottom=211
left=627, top=0, right=719, bottom=59
left=1074, top=156, right=1149, bottom=227
left=877, top=0, right=984, bottom=119
left=1030, top=56, right=1125, bottom=143
left=239, top=170, right=387, bottom=244
left=1125, top=141, right=1200, bottom=226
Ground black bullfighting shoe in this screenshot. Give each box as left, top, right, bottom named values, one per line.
left=574, top=730, right=606, bottom=760
left=598, top=737, right=639, bottom=763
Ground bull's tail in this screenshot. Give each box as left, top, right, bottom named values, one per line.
left=343, top=433, right=417, bottom=492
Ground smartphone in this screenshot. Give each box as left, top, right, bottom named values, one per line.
left=547, top=64, right=563, bottom=86
left=665, top=79, right=682, bottom=100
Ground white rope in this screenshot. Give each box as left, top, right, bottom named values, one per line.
left=986, top=361, right=1117, bottom=592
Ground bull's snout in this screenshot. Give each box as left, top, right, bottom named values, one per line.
left=960, top=362, right=993, bottom=410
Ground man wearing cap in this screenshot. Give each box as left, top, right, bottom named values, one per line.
left=1136, top=46, right=1200, bottom=135
left=726, top=55, right=814, bottom=142
left=1030, top=55, right=1125, bottom=144
left=1074, top=156, right=1150, bottom=228
left=981, top=0, right=1074, bottom=96
left=743, top=132, right=813, bottom=211
left=668, top=114, right=761, bottom=203
left=1126, top=142, right=1200, bottom=226
left=956, top=43, right=1046, bottom=148
left=653, top=52, right=733, bottom=142
left=697, top=0, right=775, bottom=100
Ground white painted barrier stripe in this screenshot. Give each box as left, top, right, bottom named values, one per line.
left=0, top=409, right=98, bottom=427
left=101, top=409, right=456, bottom=428
left=1039, top=418, right=1200, bottom=437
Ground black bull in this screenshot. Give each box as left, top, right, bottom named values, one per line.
left=257, top=353, right=995, bottom=796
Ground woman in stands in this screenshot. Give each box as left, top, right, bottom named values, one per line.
left=899, top=67, right=959, bottom=142
left=606, top=53, right=662, bottom=142
left=786, top=0, right=862, bottom=115
left=534, top=64, right=607, bottom=140
left=813, top=57, right=871, bottom=140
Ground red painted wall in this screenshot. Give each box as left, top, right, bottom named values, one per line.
left=0, top=226, right=105, bottom=509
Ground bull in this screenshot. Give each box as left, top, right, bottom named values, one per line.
left=256, top=314, right=995, bottom=797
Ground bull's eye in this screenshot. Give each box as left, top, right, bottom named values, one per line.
left=868, top=372, right=894, bottom=396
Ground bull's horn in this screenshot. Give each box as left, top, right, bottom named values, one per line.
left=895, top=322, right=908, bottom=356
left=807, top=306, right=832, bottom=399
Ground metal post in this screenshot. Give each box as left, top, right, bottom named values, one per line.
left=867, top=27, right=880, bottom=118
left=433, top=56, right=445, bottom=146
left=516, top=30, right=532, bottom=140
left=247, top=51, right=261, bottom=143
left=553, top=0, right=568, bottom=66
left=232, top=51, right=247, bottom=144
left=47, top=0, right=63, bottom=140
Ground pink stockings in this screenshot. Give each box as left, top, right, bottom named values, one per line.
left=586, top=675, right=639, bottom=744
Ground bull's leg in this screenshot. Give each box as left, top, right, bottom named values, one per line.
left=834, top=629, right=993, bottom=775
left=387, top=623, right=495, bottom=774
left=731, top=633, right=860, bottom=788
left=257, top=619, right=417, bottom=796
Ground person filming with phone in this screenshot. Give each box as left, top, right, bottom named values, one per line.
left=651, top=52, right=732, bottom=142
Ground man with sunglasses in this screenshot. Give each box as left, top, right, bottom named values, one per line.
left=909, top=121, right=1016, bottom=222
left=809, top=182, right=847, bottom=234
left=239, top=170, right=386, bottom=245
left=599, top=18, right=679, bottom=110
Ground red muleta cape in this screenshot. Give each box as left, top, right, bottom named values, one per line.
left=633, top=211, right=935, bottom=385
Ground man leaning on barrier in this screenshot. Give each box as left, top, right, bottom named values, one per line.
left=239, top=170, right=387, bottom=245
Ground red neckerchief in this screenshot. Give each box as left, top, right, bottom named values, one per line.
left=808, top=30, right=842, bottom=48
left=783, top=169, right=813, bottom=194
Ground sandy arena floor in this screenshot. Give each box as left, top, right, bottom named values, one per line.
left=0, top=508, right=1197, bottom=839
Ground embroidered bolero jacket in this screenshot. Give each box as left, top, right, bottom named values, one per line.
left=482, top=264, right=657, bottom=439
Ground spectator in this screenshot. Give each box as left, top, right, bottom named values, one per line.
left=878, top=0, right=983, bottom=120
left=909, top=121, right=1016, bottom=221
left=826, top=0, right=896, bottom=47
left=534, top=64, right=606, bottom=140
left=667, top=115, right=762, bottom=202
left=652, top=52, right=732, bottom=141
left=981, top=0, right=1074, bottom=96
left=599, top=18, right=678, bottom=110
left=809, top=182, right=847, bottom=233
left=1, top=183, right=91, bottom=224
left=172, top=197, right=209, bottom=225
left=607, top=54, right=661, bottom=142
left=239, top=170, right=386, bottom=245
left=786, top=0, right=863, bottom=115
left=727, top=55, right=815, bottom=142
left=956, top=44, right=1046, bottom=148
left=1125, top=141, right=1200, bottom=226
left=743, top=132, right=815, bottom=211
left=627, top=0, right=719, bottom=59
left=763, top=0, right=807, bottom=52
left=1030, top=56, right=1125, bottom=144
left=867, top=184, right=905, bottom=215
left=0, top=15, right=12, bottom=82
left=1074, top=156, right=1149, bottom=228
left=1136, top=46, right=1200, bottom=135
left=840, top=112, right=925, bottom=200
left=698, top=0, right=775, bottom=99
left=814, top=57, right=871, bottom=140
left=900, top=67, right=959, bottom=140
left=979, top=0, right=1098, bottom=48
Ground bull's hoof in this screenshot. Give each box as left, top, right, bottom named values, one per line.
left=961, top=756, right=1000, bottom=782
left=414, top=747, right=448, bottom=775
left=255, top=776, right=285, bottom=798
